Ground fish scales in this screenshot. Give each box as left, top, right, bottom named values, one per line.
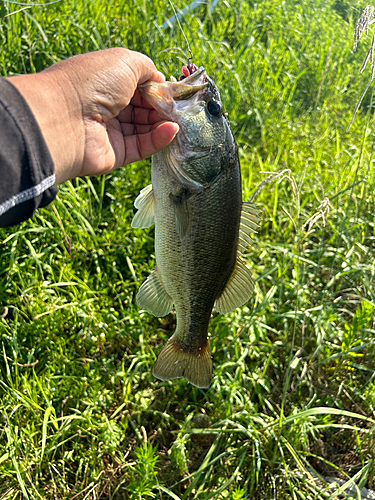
left=132, top=67, right=261, bottom=388
left=152, top=143, right=241, bottom=350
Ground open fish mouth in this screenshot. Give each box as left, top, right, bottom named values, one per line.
left=138, top=67, right=208, bottom=120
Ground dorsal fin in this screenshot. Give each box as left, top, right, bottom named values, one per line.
left=238, top=202, right=261, bottom=254
left=214, top=202, right=261, bottom=314
left=131, top=184, right=155, bottom=229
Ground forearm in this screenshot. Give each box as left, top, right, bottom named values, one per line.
left=7, top=71, right=82, bottom=184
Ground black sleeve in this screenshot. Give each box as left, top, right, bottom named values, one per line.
left=0, top=78, right=57, bottom=228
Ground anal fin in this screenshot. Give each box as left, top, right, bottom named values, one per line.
left=131, top=184, right=155, bottom=229
left=153, top=335, right=212, bottom=388
left=136, top=268, right=173, bottom=317
left=214, top=258, right=254, bottom=314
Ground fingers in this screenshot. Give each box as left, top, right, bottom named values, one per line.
left=118, top=105, right=162, bottom=126
left=122, top=122, right=179, bottom=166
left=129, top=89, right=155, bottom=109
left=47, top=49, right=166, bottom=121
left=121, top=123, right=154, bottom=136
left=37, top=48, right=172, bottom=181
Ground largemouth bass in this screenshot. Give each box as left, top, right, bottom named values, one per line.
left=132, top=67, right=260, bottom=388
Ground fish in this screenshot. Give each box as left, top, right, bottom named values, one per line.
left=132, top=67, right=261, bottom=388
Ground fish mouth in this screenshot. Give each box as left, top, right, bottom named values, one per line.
left=138, top=67, right=208, bottom=120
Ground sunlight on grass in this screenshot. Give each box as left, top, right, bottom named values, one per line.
left=1, top=0, right=375, bottom=498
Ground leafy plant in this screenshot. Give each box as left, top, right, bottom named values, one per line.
left=342, top=300, right=375, bottom=353
left=128, top=442, right=160, bottom=500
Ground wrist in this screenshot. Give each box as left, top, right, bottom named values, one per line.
left=7, top=70, right=83, bottom=184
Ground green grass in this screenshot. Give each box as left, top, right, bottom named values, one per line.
left=1, top=0, right=375, bottom=498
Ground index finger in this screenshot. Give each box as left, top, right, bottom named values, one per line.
left=117, top=105, right=162, bottom=125
left=130, top=88, right=155, bottom=109
left=127, top=50, right=166, bottom=85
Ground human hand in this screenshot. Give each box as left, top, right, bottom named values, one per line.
left=8, top=48, right=179, bottom=184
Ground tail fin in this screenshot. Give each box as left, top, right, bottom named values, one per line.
left=152, top=335, right=212, bottom=388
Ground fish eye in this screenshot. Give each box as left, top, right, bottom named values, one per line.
left=207, top=99, right=222, bottom=117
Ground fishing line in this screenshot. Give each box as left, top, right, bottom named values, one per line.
left=3, top=0, right=62, bottom=5
left=167, top=0, right=194, bottom=64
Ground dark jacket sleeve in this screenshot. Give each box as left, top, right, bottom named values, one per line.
left=0, top=78, right=57, bottom=228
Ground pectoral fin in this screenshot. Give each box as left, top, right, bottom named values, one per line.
left=131, top=184, right=155, bottom=229
left=238, top=202, right=261, bottom=254
left=170, top=188, right=190, bottom=240
left=214, top=258, right=254, bottom=314
left=136, top=268, right=173, bottom=317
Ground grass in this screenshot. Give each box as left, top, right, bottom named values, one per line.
left=1, top=0, right=375, bottom=498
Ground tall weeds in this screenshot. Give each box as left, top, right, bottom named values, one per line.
left=1, top=0, right=375, bottom=498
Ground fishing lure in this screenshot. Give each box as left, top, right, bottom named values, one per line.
left=180, top=62, right=198, bottom=79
